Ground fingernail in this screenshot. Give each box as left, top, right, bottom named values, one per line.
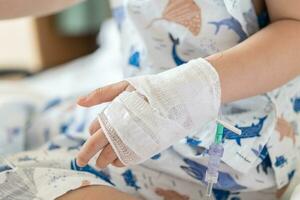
left=76, top=158, right=86, bottom=167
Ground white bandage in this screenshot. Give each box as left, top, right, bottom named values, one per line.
left=98, top=58, right=221, bottom=165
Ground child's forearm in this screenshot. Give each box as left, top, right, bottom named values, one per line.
left=0, top=0, right=83, bottom=19
left=207, top=19, right=300, bottom=103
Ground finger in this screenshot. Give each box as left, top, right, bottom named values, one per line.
left=77, top=81, right=129, bottom=107
left=89, top=118, right=100, bottom=135
left=96, top=144, right=117, bottom=169
left=76, top=129, right=108, bottom=167
left=111, top=159, right=125, bottom=168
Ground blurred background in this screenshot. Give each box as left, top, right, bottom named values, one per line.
left=0, top=0, right=124, bottom=156
left=0, top=0, right=111, bottom=79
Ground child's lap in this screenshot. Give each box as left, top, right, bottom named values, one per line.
left=57, top=185, right=139, bottom=200
left=1, top=142, right=279, bottom=200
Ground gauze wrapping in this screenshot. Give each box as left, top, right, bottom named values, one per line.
left=98, top=58, right=221, bottom=165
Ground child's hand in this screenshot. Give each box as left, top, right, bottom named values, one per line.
left=76, top=81, right=134, bottom=168
left=76, top=58, right=220, bottom=167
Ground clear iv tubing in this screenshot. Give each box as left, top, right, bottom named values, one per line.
left=205, top=120, right=241, bottom=199
left=205, top=123, right=224, bottom=199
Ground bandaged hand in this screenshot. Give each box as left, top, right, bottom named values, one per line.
left=76, top=58, right=221, bottom=168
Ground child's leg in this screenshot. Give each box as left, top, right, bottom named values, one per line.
left=57, top=185, right=139, bottom=200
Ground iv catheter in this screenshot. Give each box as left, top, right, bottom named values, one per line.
left=205, top=119, right=241, bottom=199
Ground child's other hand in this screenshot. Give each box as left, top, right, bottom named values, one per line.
left=76, top=81, right=134, bottom=168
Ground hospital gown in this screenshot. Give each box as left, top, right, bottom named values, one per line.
left=1, top=0, right=300, bottom=199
